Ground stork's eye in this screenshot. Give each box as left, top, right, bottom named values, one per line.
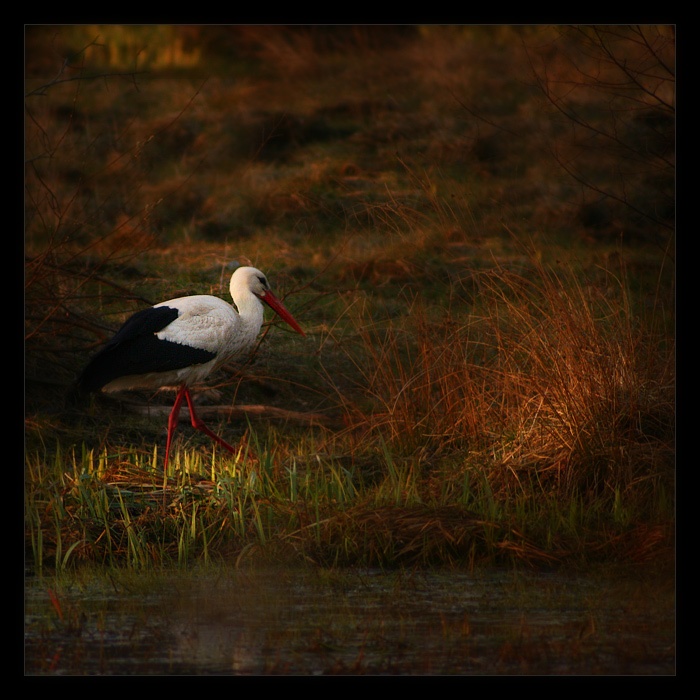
left=258, top=275, right=268, bottom=287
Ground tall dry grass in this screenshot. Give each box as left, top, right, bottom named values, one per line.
left=338, top=251, right=674, bottom=515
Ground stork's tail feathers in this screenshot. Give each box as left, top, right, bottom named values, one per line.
left=65, top=355, right=108, bottom=408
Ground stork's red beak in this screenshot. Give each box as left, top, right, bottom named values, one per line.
left=261, top=291, right=306, bottom=336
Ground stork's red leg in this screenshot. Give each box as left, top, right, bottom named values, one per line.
left=183, top=388, right=236, bottom=454
left=164, top=385, right=187, bottom=471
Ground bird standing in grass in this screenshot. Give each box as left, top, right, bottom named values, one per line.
left=76, top=266, right=305, bottom=469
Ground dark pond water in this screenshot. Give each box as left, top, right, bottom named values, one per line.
left=24, top=564, right=675, bottom=675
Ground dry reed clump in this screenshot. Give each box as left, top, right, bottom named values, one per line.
left=344, top=258, right=674, bottom=511
left=476, top=263, right=674, bottom=505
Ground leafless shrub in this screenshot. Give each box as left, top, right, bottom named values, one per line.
left=522, top=25, right=675, bottom=243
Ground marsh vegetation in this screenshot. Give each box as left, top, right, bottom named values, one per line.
left=25, top=26, right=675, bottom=574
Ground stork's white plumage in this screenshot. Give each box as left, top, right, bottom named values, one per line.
left=77, top=266, right=305, bottom=469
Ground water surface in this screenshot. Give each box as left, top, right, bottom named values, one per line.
left=24, top=564, right=675, bottom=675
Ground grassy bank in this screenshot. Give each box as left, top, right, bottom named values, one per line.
left=25, top=25, right=675, bottom=571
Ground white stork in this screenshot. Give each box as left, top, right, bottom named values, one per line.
left=77, top=266, right=305, bottom=469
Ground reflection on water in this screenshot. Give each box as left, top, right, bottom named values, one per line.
left=24, top=565, right=675, bottom=675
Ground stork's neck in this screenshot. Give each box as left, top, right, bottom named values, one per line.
left=233, top=292, right=265, bottom=336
